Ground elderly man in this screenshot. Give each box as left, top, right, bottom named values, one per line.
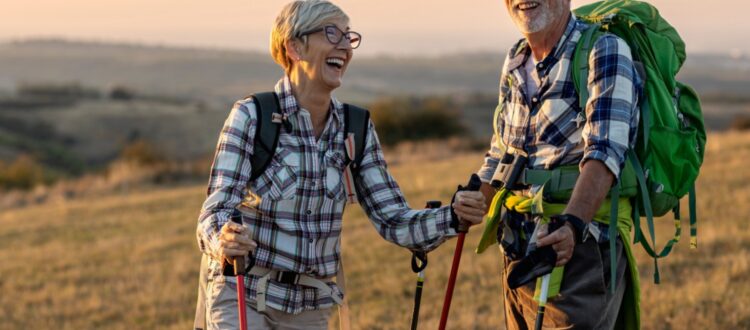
left=475, top=0, right=641, bottom=329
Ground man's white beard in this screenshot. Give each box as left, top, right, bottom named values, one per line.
left=514, top=9, right=554, bottom=34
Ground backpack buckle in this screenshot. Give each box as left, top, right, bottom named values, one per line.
left=491, top=152, right=529, bottom=191
left=275, top=271, right=300, bottom=285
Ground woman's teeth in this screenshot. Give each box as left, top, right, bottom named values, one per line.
left=326, top=58, right=344, bottom=68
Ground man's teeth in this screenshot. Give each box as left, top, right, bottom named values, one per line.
left=518, top=2, right=539, bottom=10
left=326, top=58, right=344, bottom=68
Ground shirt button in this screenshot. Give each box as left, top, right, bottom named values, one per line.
left=311, top=182, right=317, bottom=187
left=306, top=210, right=312, bottom=215
left=309, top=238, right=314, bottom=243
left=531, top=97, right=539, bottom=103
left=536, top=62, right=544, bottom=69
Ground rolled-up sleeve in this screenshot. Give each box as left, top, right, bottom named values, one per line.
left=196, top=100, right=256, bottom=260
left=581, top=34, right=640, bottom=179
left=354, top=120, right=457, bottom=252
left=477, top=133, right=504, bottom=184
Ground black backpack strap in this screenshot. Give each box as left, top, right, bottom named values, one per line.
left=343, top=103, right=370, bottom=170
left=250, top=92, right=282, bottom=181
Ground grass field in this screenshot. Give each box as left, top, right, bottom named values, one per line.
left=1, top=131, right=749, bottom=329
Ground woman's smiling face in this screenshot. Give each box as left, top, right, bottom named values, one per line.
left=294, top=17, right=354, bottom=91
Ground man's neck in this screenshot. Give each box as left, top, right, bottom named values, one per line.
left=525, top=15, right=571, bottom=62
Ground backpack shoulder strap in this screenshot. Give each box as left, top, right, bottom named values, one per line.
left=572, top=24, right=604, bottom=110
left=343, top=103, right=370, bottom=170
left=250, top=92, right=282, bottom=181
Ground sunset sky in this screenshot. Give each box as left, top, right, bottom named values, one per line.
left=2, top=0, right=745, bottom=56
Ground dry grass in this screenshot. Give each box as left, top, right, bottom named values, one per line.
left=1, top=132, right=749, bottom=329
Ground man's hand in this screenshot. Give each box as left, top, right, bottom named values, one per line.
left=536, top=222, right=576, bottom=266
left=218, top=221, right=257, bottom=264
left=452, top=191, right=487, bottom=226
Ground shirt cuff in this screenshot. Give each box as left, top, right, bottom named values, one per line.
left=197, top=212, right=226, bottom=260
left=581, top=145, right=623, bottom=180
left=477, top=156, right=500, bottom=184
left=437, top=205, right=458, bottom=237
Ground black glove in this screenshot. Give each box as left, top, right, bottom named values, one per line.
left=506, top=216, right=566, bottom=289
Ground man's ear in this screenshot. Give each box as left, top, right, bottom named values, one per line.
left=285, top=39, right=303, bottom=62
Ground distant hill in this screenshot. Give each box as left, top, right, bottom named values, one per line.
left=0, top=39, right=748, bottom=180
left=2, top=39, right=750, bottom=102
left=0, top=39, right=504, bottom=103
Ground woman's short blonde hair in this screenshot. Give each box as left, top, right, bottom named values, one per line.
left=270, top=0, right=349, bottom=73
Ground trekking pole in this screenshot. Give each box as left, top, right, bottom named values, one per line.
left=226, top=210, right=248, bottom=330
left=534, top=274, right=551, bottom=330
left=438, top=174, right=482, bottom=330
left=410, top=201, right=441, bottom=330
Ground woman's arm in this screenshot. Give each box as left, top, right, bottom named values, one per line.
left=196, top=100, right=257, bottom=261
left=354, top=120, right=459, bottom=252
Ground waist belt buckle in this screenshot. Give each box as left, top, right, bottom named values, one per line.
left=276, top=271, right=301, bottom=285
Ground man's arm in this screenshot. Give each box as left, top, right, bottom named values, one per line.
left=562, top=159, right=613, bottom=221
left=537, top=34, right=639, bottom=266
left=536, top=160, right=612, bottom=266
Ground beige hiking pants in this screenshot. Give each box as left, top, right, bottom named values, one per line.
left=206, top=275, right=332, bottom=330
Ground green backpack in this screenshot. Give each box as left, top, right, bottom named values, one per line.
left=572, top=0, right=707, bottom=282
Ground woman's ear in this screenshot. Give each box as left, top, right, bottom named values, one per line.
left=285, top=39, right=303, bottom=62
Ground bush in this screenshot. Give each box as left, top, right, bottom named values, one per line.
left=0, top=155, right=46, bottom=190
left=17, top=82, right=100, bottom=100
left=731, top=115, right=750, bottom=131
left=118, top=140, right=165, bottom=166
left=109, top=86, right=136, bottom=101
left=369, top=96, right=465, bottom=146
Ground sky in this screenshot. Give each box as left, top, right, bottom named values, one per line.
left=1, top=0, right=746, bottom=56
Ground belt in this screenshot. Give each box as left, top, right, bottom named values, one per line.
left=248, top=266, right=342, bottom=312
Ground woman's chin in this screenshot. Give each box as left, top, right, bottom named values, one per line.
left=322, top=76, right=343, bottom=90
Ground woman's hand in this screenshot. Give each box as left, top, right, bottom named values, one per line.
left=452, top=191, right=487, bottom=226
left=218, top=221, right=257, bottom=264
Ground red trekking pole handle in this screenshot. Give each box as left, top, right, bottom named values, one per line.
left=439, top=174, right=482, bottom=330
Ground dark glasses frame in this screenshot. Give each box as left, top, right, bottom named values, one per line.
left=297, top=25, right=362, bottom=49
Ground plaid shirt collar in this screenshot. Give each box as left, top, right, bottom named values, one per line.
left=273, top=75, right=344, bottom=125
left=506, top=14, right=579, bottom=74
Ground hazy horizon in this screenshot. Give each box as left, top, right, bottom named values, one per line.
left=3, top=0, right=748, bottom=56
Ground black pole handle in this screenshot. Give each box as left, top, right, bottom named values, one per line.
left=411, top=251, right=428, bottom=273
left=456, top=174, right=482, bottom=232
left=231, top=210, right=246, bottom=276
left=223, top=210, right=251, bottom=276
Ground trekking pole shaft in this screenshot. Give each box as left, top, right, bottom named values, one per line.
left=438, top=231, right=466, bottom=330
left=534, top=273, right=551, bottom=330
left=410, top=271, right=424, bottom=330
left=236, top=273, right=248, bottom=330
left=229, top=210, right=248, bottom=330
left=438, top=174, right=481, bottom=330
left=234, top=252, right=248, bottom=330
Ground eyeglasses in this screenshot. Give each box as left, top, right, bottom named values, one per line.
left=297, top=25, right=362, bottom=49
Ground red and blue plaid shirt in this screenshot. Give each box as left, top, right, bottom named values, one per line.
left=477, top=15, right=641, bottom=243
left=197, top=76, right=456, bottom=314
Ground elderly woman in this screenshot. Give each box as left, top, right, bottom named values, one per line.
left=195, top=1, right=486, bottom=329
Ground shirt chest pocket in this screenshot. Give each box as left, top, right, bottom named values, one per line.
left=324, top=150, right=347, bottom=201
left=254, top=147, right=299, bottom=201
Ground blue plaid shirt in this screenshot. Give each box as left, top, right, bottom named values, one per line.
left=477, top=15, right=641, bottom=243
left=197, top=76, right=457, bottom=314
